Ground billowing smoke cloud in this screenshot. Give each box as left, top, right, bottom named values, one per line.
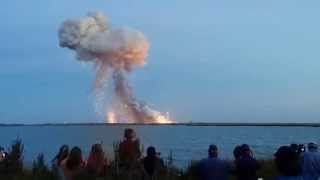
left=58, top=12, right=173, bottom=123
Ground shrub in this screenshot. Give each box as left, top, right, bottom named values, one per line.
left=7, top=138, right=24, bottom=175
left=32, top=153, right=54, bottom=179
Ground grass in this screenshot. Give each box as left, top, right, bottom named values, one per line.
left=0, top=138, right=280, bottom=180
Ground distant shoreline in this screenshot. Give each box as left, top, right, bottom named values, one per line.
left=0, top=122, right=320, bottom=127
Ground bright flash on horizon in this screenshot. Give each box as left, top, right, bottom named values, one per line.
left=106, top=110, right=175, bottom=124
left=107, top=111, right=116, bottom=124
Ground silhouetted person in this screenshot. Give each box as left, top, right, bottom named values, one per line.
left=0, top=146, right=9, bottom=174
left=52, top=145, right=69, bottom=167
left=300, top=142, right=320, bottom=180
left=143, top=146, right=164, bottom=180
left=273, top=146, right=303, bottom=180
left=0, top=147, right=6, bottom=163
left=290, top=144, right=300, bottom=155
left=198, top=145, right=231, bottom=180
left=233, top=145, right=242, bottom=160
left=86, top=144, right=107, bottom=177
left=119, top=128, right=141, bottom=168
left=52, top=145, right=69, bottom=179
left=61, top=147, right=85, bottom=180
left=298, top=144, right=306, bottom=154
left=235, top=144, right=260, bottom=180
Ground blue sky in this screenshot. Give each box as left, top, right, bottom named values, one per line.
left=1, top=0, right=320, bottom=123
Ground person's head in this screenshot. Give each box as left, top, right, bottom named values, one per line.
left=146, top=146, right=156, bottom=158
left=208, top=144, right=218, bottom=158
left=90, top=144, right=104, bottom=158
left=124, top=128, right=135, bottom=140
left=56, top=145, right=69, bottom=165
left=307, top=142, right=318, bottom=152
left=241, top=144, right=251, bottom=157
left=233, top=145, right=242, bottom=160
left=66, top=147, right=83, bottom=170
left=274, top=146, right=301, bottom=176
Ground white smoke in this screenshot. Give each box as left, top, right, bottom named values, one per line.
left=58, top=12, right=173, bottom=124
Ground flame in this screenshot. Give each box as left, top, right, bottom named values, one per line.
left=153, top=113, right=175, bottom=124
left=107, top=111, right=117, bottom=123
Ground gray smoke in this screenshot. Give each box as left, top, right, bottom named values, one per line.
left=58, top=12, right=173, bottom=123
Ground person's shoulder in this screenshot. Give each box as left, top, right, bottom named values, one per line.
left=198, top=158, right=209, bottom=167
left=273, top=176, right=289, bottom=180
left=198, top=158, right=206, bottom=164
left=61, top=159, right=67, bottom=166
left=273, top=176, right=304, bottom=180
left=301, top=152, right=311, bottom=156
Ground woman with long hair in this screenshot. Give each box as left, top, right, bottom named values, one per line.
left=52, top=145, right=69, bottom=179
left=61, top=147, right=84, bottom=180
left=52, top=145, right=69, bottom=167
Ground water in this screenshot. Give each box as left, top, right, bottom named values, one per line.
left=0, top=125, right=319, bottom=168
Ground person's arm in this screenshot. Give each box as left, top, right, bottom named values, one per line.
left=134, top=139, right=142, bottom=159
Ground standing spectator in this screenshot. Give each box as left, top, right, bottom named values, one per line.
left=300, top=142, right=320, bottom=180
left=86, top=144, right=107, bottom=177
left=273, top=146, right=303, bottom=180
left=142, top=146, right=164, bottom=180
left=118, top=128, right=141, bottom=168
left=198, top=144, right=231, bottom=180
left=61, top=147, right=85, bottom=180
left=235, top=144, right=260, bottom=180
left=52, top=145, right=69, bottom=179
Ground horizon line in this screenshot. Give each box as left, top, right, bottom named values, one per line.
left=0, top=122, right=320, bottom=127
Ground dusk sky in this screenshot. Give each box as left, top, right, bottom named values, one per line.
left=1, top=0, right=320, bottom=123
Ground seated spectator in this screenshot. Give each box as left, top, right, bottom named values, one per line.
left=198, top=144, right=231, bottom=180
left=118, top=128, right=141, bottom=168
left=273, top=146, right=303, bottom=180
left=142, top=146, right=164, bottom=180
left=86, top=144, right=107, bottom=177
left=61, top=147, right=85, bottom=180
left=235, top=144, right=260, bottom=180
left=300, top=142, right=320, bottom=180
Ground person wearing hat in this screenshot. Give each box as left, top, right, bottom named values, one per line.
left=197, top=144, right=231, bottom=180
left=273, top=146, right=303, bottom=180
left=300, top=142, right=320, bottom=180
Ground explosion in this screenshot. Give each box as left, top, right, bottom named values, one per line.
left=58, top=12, right=174, bottom=124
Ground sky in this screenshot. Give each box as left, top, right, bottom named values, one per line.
left=1, top=0, right=320, bottom=124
